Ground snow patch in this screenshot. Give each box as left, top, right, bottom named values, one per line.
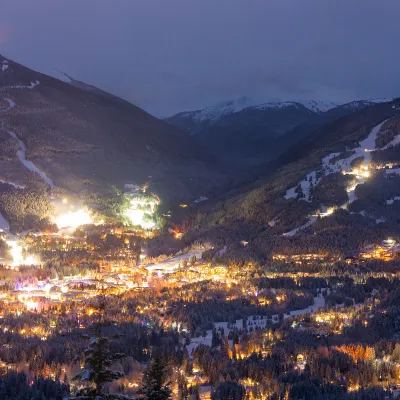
left=187, top=295, right=326, bottom=355
left=0, top=98, right=15, bottom=112
left=1, top=80, right=40, bottom=91
left=268, top=218, right=278, bottom=227
left=386, top=168, right=400, bottom=176
left=0, top=97, right=54, bottom=188
left=187, top=97, right=341, bottom=125
left=0, top=180, right=24, bottom=189
left=284, top=186, right=297, bottom=200
left=284, top=294, right=326, bottom=318
left=7, top=130, right=55, bottom=187
left=145, top=250, right=203, bottom=274
left=343, top=98, right=392, bottom=110
left=254, top=101, right=302, bottom=111
left=50, top=69, right=72, bottom=83
left=285, top=119, right=390, bottom=207
left=193, top=196, right=208, bottom=204
left=296, top=100, right=338, bottom=113
left=192, top=96, right=257, bottom=123
left=387, top=197, right=400, bottom=205
left=282, top=216, right=317, bottom=237
left=0, top=212, right=9, bottom=232
left=254, top=100, right=338, bottom=113
left=382, top=134, right=400, bottom=150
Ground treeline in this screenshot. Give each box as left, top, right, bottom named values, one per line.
left=0, top=186, right=55, bottom=233
left=170, top=290, right=313, bottom=336
left=0, top=371, right=69, bottom=400
left=193, top=341, right=391, bottom=400
left=191, top=207, right=392, bottom=267
left=0, top=322, right=179, bottom=379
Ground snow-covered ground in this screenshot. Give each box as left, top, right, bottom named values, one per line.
left=179, top=98, right=350, bottom=126
left=144, top=250, right=204, bottom=273
left=387, top=197, right=400, bottom=205
left=0, top=98, right=15, bottom=113
left=7, top=130, right=55, bottom=187
left=284, top=186, right=298, bottom=200
left=193, top=196, right=208, bottom=204
left=213, top=246, right=227, bottom=260
left=187, top=295, right=326, bottom=355
left=253, top=100, right=338, bottom=113
left=0, top=212, right=10, bottom=232
left=285, top=119, right=390, bottom=205
left=0, top=180, right=24, bottom=189
left=296, top=100, right=338, bottom=113
left=284, top=295, right=325, bottom=318
left=49, top=69, right=72, bottom=83
left=0, top=80, right=40, bottom=91
left=0, top=82, right=54, bottom=230
left=1, top=60, right=8, bottom=72
left=283, top=119, right=392, bottom=235
left=382, top=133, right=400, bottom=150
left=175, top=97, right=392, bottom=128
left=386, top=168, right=400, bottom=176
left=284, top=170, right=319, bottom=202
left=0, top=90, right=55, bottom=188
left=254, top=101, right=304, bottom=111
left=282, top=216, right=317, bottom=237
left=191, top=96, right=257, bottom=123
left=343, top=98, right=392, bottom=110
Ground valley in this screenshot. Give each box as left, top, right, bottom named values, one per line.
left=0, top=53, right=399, bottom=400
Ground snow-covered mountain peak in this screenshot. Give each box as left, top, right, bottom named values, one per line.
left=168, top=97, right=393, bottom=130
left=253, top=101, right=301, bottom=110
left=189, top=98, right=340, bottom=124
left=192, top=96, right=257, bottom=123
left=295, top=100, right=339, bottom=113
left=252, top=100, right=339, bottom=113
left=342, top=98, right=392, bottom=110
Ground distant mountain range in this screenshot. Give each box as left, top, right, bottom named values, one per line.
left=165, top=97, right=391, bottom=167
left=166, top=97, right=390, bottom=133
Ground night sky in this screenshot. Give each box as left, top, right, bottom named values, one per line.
left=1, top=0, right=400, bottom=116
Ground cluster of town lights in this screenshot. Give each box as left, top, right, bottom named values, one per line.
left=54, top=207, right=94, bottom=229
left=6, top=239, right=39, bottom=266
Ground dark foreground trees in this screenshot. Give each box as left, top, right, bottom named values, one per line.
left=70, top=331, right=129, bottom=400
left=211, top=381, right=246, bottom=400
left=0, top=371, right=69, bottom=400
left=137, top=351, right=172, bottom=400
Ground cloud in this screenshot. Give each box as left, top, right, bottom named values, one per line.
left=0, top=25, right=9, bottom=44
left=1, top=0, right=400, bottom=116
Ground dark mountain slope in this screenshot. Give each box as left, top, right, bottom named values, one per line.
left=195, top=103, right=313, bottom=165
left=188, top=99, right=400, bottom=259
left=268, top=101, right=384, bottom=162
left=166, top=99, right=387, bottom=168
left=0, top=55, right=224, bottom=201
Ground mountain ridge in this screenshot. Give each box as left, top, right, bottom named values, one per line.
left=0, top=54, right=225, bottom=203
left=187, top=98, right=400, bottom=259
left=165, top=97, right=391, bottom=134
left=165, top=97, right=392, bottom=169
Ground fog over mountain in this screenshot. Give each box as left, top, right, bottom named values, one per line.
left=1, top=0, right=400, bottom=116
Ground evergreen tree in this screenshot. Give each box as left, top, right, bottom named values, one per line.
left=211, top=328, right=220, bottom=348
left=177, top=372, right=189, bottom=400
left=211, top=381, right=246, bottom=400
left=188, top=384, right=200, bottom=400
left=137, top=351, right=172, bottom=400
left=70, top=329, right=129, bottom=400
